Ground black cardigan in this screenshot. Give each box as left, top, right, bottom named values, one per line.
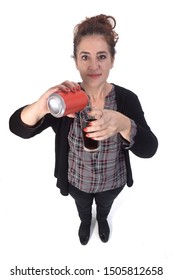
left=9, top=84, right=158, bottom=196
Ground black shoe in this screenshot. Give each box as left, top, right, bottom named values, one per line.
left=78, top=222, right=90, bottom=245
left=98, top=220, right=110, bottom=243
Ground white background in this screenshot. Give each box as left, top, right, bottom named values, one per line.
left=0, top=0, right=172, bottom=279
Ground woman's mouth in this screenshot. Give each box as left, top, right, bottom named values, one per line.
left=87, top=74, right=102, bottom=78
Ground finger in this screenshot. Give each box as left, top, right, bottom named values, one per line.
left=46, top=85, right=70, bottom=96
left=61, top=80, right=80, bottom=92
left=67, top=113, right=75, bottom=118
left=88, top=132, right=113, bottom=141
left=85, top=128, right=106, bottom=139
left=86, top=132, right=108, bottom=141
left=71, top=81, right=81, bottom=90
left=85, top=126, right=118, bottom=140
left=84, top=120, right=107, bottom=133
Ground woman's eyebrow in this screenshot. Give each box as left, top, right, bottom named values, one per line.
left=79, top=51, right=90, bottom=55
left=79, top=51, right=108, bottom=55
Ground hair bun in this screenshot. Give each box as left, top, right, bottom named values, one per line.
left=106, top=16, right=116, bottom=29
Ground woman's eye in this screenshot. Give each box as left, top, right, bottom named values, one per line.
left=98, top=55, right=106, bottom=60
left=81, top=55, right=88, bottom=60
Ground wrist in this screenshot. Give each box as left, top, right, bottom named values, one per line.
left=21, top=102, right=46, bottom=126
left=120, top=117, right=131, bottom=141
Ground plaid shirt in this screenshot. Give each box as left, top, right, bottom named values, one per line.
left=68, top=85, right=136, bottom=193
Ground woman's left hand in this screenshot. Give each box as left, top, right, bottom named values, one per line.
left=84, top=109, right=132, bottom=141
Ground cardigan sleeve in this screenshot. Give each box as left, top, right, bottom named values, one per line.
left=9, top=106, right=58, bottom=138
left=124, top=92, right=158, bottom=158
left=115, top=85, right=158, bottom=158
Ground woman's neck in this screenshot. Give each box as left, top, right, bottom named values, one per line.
left=81, top=82, right=112, bottom=109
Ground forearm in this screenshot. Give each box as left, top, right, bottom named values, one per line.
left=21, top=102, right=46, bottom=126
left=9, top=105, right=55, bottom=139
left=20, top=84, right=62, bottom=126
left=130, top=125, right=158, bottom=158
left=119, top=116, right=131, bottom=142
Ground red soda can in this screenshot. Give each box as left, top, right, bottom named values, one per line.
left=47, top=90, right=88, bottom=117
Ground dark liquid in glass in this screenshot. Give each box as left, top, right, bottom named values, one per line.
left=82, top=119, right=99, bottom=151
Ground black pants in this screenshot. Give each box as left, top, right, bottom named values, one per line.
left=69, top=183, right=124, bottom=224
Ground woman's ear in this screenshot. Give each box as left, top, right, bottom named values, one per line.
left=111, top=57, right=115, bottom=68
left=72, top=55, right=79, bottom=70
left=75, top=62, right=79, bottom=70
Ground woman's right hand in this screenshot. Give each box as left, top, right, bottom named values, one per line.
left=21, top=81, right=80, bottom=126
left=38, top=81, right=81, bottom=115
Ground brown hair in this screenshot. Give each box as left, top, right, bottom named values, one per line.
left=73, top=14, right=119, bottom=59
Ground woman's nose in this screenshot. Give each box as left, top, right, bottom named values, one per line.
left=88, top=59, right=100, bottom=71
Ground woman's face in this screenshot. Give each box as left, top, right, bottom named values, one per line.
left=75, top=35, right=114, bottom=87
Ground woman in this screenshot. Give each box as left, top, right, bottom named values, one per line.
left=9, top=14, right=158, bottom=245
